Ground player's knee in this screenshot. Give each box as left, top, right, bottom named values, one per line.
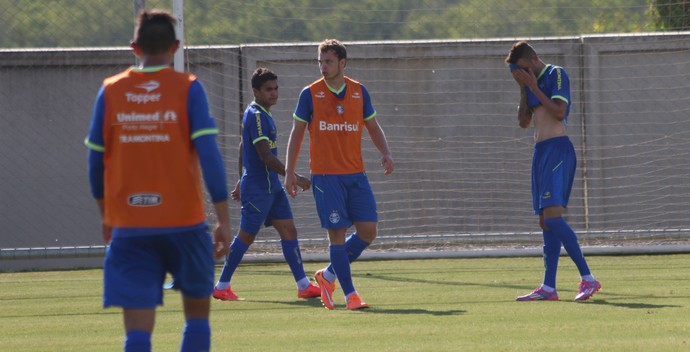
left=237, top=231, right=255, bottom=246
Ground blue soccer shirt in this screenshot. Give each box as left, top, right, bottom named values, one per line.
left=526, top=64, right=571, bottom=123
left=241, top=101, right=282, bottom=194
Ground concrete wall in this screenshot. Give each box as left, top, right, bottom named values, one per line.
left=1, top=33, right=689, bottom=270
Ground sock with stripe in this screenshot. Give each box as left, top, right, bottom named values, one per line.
left=280, top=239, right=309, bottom=290
left=216, top=236, right=249, bottom=289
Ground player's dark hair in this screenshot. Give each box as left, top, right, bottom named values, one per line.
left=251, top=67, right=278, bottom=90
left=319, top=39, right=347, bottom=61
left=133, top=9, right=177, bottom=55
left=505, top=41, right=537, bottom=64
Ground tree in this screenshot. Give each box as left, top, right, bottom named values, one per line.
left=649, top=0, right=690, bottom=30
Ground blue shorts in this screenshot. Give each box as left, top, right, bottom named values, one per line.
left=103, top=229, right=214, bottom=308
left=239, top=189, right=293, bottom=235
left=311, top=172, right=378, bottom=229
left=532, top=136, right=576, bottom=215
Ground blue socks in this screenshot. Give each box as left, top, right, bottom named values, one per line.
left=325, top=233, right=369, bottom=280
left=217, top=236, right=249, bottom=287
left=329, top=244, right=355, bottom=296
left=180, top=318, right=210, bottom=352
left=544, top=217, right=591, bottom=277
left=124, top=330, right=150, bottom=352
left=280, top=239, right=309, bottom=289
left=541, top=229, right=561, bottom=289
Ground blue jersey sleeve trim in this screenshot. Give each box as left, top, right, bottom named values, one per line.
left=293, top=87, right=313, bottom=124
left=194, top=134, right=229, bottom=202
left=293, top=114, right=308, bottom=123
left=188, top=80, right=218, bottom=136
left=84, top=138, right=105, bottom=152
left=252, top=136, right=269, bottom=144
left=191, top=128, right=219, bottom=140
left=552, top=95, right=569, bottom=104
left=361, top=84, right=376, bottom=121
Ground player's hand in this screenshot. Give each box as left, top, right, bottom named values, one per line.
left=284, top=173, right=298, bottom=198
left=101, top=222, right=112, bottom=244
left=512, top=67, right=537, bottom=90
left=381, top=153, right=394, bottom=175
left=231, top=180, right=240, bottom=201
left=295, top=174, right=311, bottom=191
left=212, top=222, right=231, bottom=259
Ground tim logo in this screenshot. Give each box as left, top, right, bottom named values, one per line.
left=137, top=80, right=160, bottom=93
left=128, top=193, right=162, bottom=207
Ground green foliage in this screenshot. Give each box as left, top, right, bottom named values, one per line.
left=0, top=0, right=664, bottom=48
left=649, top=0, right=690, bottom=30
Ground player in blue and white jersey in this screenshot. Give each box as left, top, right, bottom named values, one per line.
left=213, top=68, right=320, bottom=301
left=506, top=41, right=601, bottom=302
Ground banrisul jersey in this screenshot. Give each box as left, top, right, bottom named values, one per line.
left=293, top=77, right=376, bottom=175
left=526, top=64, right=571, bottom=123
left=241, top=101, right=282, bottom=194
left=99, top=67, right=206, bottom=228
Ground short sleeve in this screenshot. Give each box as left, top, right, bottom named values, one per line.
left=361, top=84, right=377, bottom=121
left=293, top=87, right=313, bottom=124
left=549, top=66, right=570, bottom=105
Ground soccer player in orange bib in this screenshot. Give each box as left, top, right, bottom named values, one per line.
left=506, top=41, right=600, bottom=302
left=85, top=9, right=231, bottom=351
left=285, top=39, right=394, bottom=310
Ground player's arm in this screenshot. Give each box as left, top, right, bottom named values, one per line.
left=84, top=85, right=112, bottom=244
left=364, top=117, right=394, bottom=175
left=361, top=84, right=393, bottom=175
left=517, top=87, right=532, bottom=128
left=231, top=141, right=242, bottom=201
left=188, top=80, right=230, bottom=258
left=256, top=139, right=310, bottom=191
left=284, top=119, right=307, bottom=197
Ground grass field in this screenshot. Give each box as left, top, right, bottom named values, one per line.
left=1, top=254, right=689, bottom=351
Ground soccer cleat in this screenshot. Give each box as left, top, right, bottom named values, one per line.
left=346, top=292, right=369, bottom=310
left=574, top=280, right=601, bottom=301
left=212, top=286, right=241, bottom=301
left=297, top=283, right=321, bottom=299
left=516, top=287, right=559, bottom=301
left=314, top=269, right=337, bottom=310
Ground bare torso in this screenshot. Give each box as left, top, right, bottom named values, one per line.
left=531, top=105, right=567, bottom=143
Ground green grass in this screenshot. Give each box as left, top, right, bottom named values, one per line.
left=1, top=255, right=689, bottom=351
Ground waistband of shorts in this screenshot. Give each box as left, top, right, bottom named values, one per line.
left=534, top=135, right=571, bottom=150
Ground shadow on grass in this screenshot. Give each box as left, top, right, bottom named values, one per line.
left=585, top=299, right=681, bottom=309
left=362, top=308, right=466, bottom=316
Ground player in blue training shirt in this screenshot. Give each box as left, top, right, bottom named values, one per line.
left=506, top=41, right=601, bottom=302
left=213, top=67, right=320, bottom=301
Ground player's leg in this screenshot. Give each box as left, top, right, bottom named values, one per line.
left=540, top=214, right=561, bottom=294
left=215, top=193, right=267, bottom=300
left=180, top=296, right=211, bottom=352
left=168, top=230, right=214, bottom=351
left=323, top=173, right=377, bottom=282
left=272, top=218, right=320, bottom=298
left=213, top=229, right=253, bottom=300
left=123, top=309, right=155, bottom=351
left=104, top=235, right=166, bottom=351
